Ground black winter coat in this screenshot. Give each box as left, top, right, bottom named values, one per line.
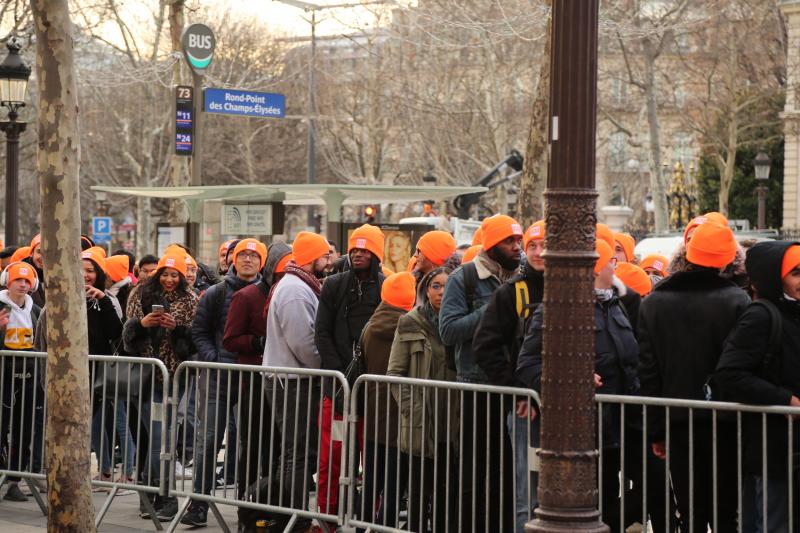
left=714, top=241, right=800, bottom=478
left=517, top=295, right=640, bottom=447
left=87, top=296, right=123, bottom=355
left=474, top=262, right=544, bottom=387
left=315, top=258, right=384, bottom=397
left=638, top=268, right=750, bottom=435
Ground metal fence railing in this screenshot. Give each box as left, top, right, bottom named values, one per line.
left=0, top=350, right=170, bottom=530
left=595, top=393, right=800, bottom=533
left=166, top=361, right=350, bottom=533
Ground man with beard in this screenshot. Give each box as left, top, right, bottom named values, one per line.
left=314, top=223, right=386, bottom=520
left=439, top=213, right=523, bottom=532
left=258, top=232, right=331, bottom=533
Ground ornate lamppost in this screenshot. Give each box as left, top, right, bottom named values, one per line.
left=0, top=37, right=31, bottom=246
left=754, top=152, right=771, bottom=230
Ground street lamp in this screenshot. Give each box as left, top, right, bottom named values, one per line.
left=754, top=152, right=771, bottom=230
left=0, top=37, right=31, bottom=247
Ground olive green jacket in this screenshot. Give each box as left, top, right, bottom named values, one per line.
left=386, top=306, right=457, bottom=458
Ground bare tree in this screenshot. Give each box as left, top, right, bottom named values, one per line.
left=31, top=0, right=96, bottom=530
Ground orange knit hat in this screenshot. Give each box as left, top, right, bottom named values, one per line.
left=275, top=253, right=292, bottom=274
left=219, top=240, right=234, bottom=255
left=614, top=233, right=635, bottom=262
left=380, top=272, right=416, bottom=311
left=615, top=262, right=652, bottom=296
left=164, top=244, right=188, bottom=257
left=349, top=224, right=385, bottom=262
left=10, top=246, right=31, bottom=263
left=30, top=234, right=41, bottom=252
left=233, top=238, right=267, bottom=270
left=157, top=252, right=188, bottom=277
left=481, top=215, right=523, bottom=250
left=782, top=245, right=800, bottom=279
left=105, top=255, right=130, bottom=283
left=185, top=254, right=198, bottom=269
left=524, top=221, right=545, bottom=250
left=640, top=254, right=669, bottom=277
left=684, top=212, right=729, bottom=243
left=417, top=231, right=457, bottom=267
left=5, top=262, right=37, bottom=287
left=596, top=224, right=615, bottom=251
left=471, top=227, right=483, bottom=247
left=293, top=231, right=330, bottom=266
left=462, top=245, right=482, bottom=263
left=406, top=256, right=417, bottom=272
left=81, top=247, right=107, bottom=272
left=686, top=222, right=737, bottom=269
left=595, top=240, right=614, bottom=274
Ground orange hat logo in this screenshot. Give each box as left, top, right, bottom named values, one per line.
left=19, top=267, right=29, bottom=276
left=81, top=252, right=91, bottom=259
left=165, top=258, right=176, bottom=268
left=355, top=238, right=367, bottom=249
left=530, top=226, right=542, bottom=238
left=511, top=224, right=523, bottom=235
left=246, top=242, right=257, bottom=251
left=653, top=260, right=664, bottom=271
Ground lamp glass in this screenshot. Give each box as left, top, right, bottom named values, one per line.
left=0, top=77, right=27, bottom=105
left=754, top=160, right=770, bottom=181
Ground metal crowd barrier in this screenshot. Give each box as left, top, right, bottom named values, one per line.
left=595, top=393, right=800, bottom=533
left=167, top=361, right=350, bottom=533
left=346, top=374, right=542, bottom=533
left=0, top=350, right=170, bottom=530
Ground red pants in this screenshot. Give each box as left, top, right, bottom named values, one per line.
left=317, top=396, right=363, bottom=515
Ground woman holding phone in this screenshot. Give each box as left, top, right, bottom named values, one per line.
left=122, top=250, right=198, bottom=521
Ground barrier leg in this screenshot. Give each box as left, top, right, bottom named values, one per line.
left=140, top=491, right=164, bottom=531
left=165, top=498, right=191, bottom=533
left=95, top=486, right=118, bottom=528
left=208, top=501, right=231, bottom=533
left=282, top=514, right=298, bottom=533
left=26, top=476, right=47, bottom=515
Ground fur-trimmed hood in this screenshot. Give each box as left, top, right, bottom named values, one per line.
left=668, top=241, right=748, bottom=289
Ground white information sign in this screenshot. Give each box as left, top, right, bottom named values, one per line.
left=221, top=204, right=273, bottom=235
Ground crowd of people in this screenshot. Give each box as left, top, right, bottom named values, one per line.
left=0, top=211, right=798, bottom=533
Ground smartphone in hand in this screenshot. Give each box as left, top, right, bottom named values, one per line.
left=151, top=304, right=165, bottom=314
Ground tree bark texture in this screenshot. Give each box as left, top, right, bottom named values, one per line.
left=166, top=0, right=190, bottom=224
left=31, top=1, right=96, bottom=531
left=516, top=0, right=552, bottom=227
left=643, top=42, right=669, bottom=233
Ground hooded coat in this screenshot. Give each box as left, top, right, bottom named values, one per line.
left=315, top=255, right=385, bottom=397
left=638, top=261, right=750, bottom=435
left=222, top=242, right=291, bottom=365
left=714, top=241, right=800, bottom=478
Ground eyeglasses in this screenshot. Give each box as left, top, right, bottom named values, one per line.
left=430, top=283, right=445, bottom=290
left=238, top=251, right=260, bottom=261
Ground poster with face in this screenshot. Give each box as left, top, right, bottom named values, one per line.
left=342, top=224, right=429, bottom=273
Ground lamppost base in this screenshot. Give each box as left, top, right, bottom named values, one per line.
left=525, top=505, right=609, bottom=533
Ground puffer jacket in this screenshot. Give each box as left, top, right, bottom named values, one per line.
left=192, top=271, right=259, bottom=364
left=387, top=305, right=457, bottom=458
left=715, top=241, right=800, bottom=479
left=361, top=301, right=405, bottom=446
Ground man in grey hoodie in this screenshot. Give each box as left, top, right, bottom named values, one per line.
left=262, top=232, right=331, bottom=532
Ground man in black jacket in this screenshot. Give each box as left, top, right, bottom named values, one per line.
left=314, top=223, right=385, bottom=518
left=715, top=241, right=800, bottom=532
left=638, top=220, right=750, bottom=531
left=474, top=219, right=544, bottom=532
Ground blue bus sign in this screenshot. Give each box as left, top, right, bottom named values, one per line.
left=204, top=88, right=285, bottom=119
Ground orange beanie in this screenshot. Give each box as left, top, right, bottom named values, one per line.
left=595, top=240, right=614, bottom=274
left=684, top=212, right=729, bottom=243
left=30, top=234, right=41, bottom=251
left=185, top=254, right=197, bottom=269
left=616, top=262, right=652, bottom=296
left=641, top=254, right=669, bottom=277
left=406, top=256, right=417, bottom=272
left=349, top=224, right=385, bottom=262
left=5, top=262, right=37, bottom=287
left=293, top=231, right=330, bottom=266
left=233, top=238, right=267, bottom=269
left=782, top=245, right=800, bottom=279
left=686, top=222, right=737, bottom=269
left=481, top=215, right=523, bottom=250
left=462, top=245, right=482, bottom=264
left=157, top=252, right=188, bottom=277
left=275, top=253, right=292, bottom=274
left=81, top=247, right=107, bottom=272
left=596, top=224, right=615, bottom=251
left=219, top=240, right=234, bottom=255
left=380, top=272, right=416, bottom=311
left=10, top=246, right=31, bottom=263
left=614, top=233, right=635, bottom=262
left=105, top=255, right=130, bottom=283
left=382, top=265, right=395, bottom=277
left=524, top=221, right=545, bottom=250
left=471, top=227, right=483, bottom=247
left=164, top=244, right=188, bottom=257
left=417, top=231, right=457, bottom=267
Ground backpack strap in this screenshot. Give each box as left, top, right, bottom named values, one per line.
left=514, top=280, right=532, bottom=319
left=751, top=299, right=783, bottom=376
left=462, top=262, right=479, bottom=313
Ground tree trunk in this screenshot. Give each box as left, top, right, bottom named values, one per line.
left=166, top=0, right=189, bottom=224
left=644, top=42, right=669, bottom=233
left=31, top=1, right=96, bottom=531
left=516, top=0, right=552, bottom=227
left=136, top=195, right=152, bottom=258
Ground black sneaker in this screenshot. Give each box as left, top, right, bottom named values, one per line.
left=139, top=494, right=162, bottom=519
left=3, top=483, right=28, bottom=502
left=156, top=497, right=179, bottom=522
left=180, top=503, right=208, bottom=527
